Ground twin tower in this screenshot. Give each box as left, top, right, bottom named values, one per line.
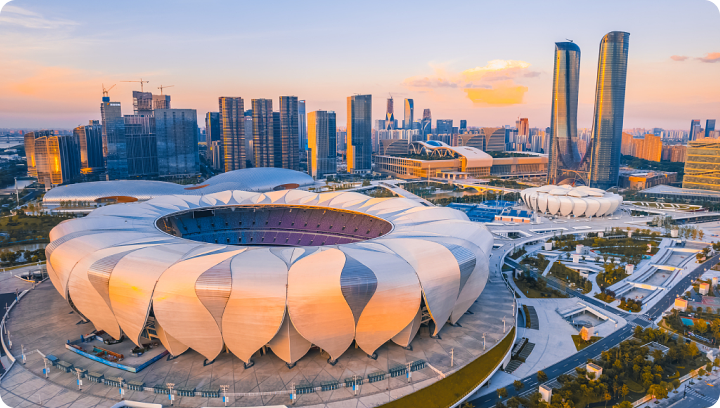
left=547, top=31, right=630, bottom=189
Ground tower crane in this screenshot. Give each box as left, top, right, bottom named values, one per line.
left=102, top=83, right=116, bottom=98
left=157, top=85, right=174, bottom=95
left=121, top=78, right=150, bottom=92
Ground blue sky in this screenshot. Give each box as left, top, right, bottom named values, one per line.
left=0, top=0, right=718, bottom=130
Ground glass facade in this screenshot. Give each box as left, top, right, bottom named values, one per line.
left=421, top=109, right=431, bottom=140
left=75, top=120, right=104, bottom=174
left=279, top=96, right=300, bottom=171
left=124, top=114, right=158, bottom=177
left=308, top=110, right=337, bottom=178
left=155, top=109, right=199, bottom=178
left=102, top=100, right=127, bottom=180
left=31, top=132, right=80, bottom=186
left=252, top=99, right=274, bottom=168
left=404, top=99, right=414, bottom=130
left=347, top=95, right=372, bottom=173
left=547, top=41, right=586, bottom=184
left=298, top=100, right=307, bottom=152
left=682, top=140, right=720, bottom=192
left=588, top=31, right=630, bottom=190
left=219, top=97, right=246, bottom=172
left=133, top=91, right=153, bottom=114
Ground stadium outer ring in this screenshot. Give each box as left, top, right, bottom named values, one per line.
left=46, top=189, right=493, bottom=366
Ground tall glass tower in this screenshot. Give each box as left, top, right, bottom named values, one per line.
left=588, top=31, right=630, bottom=190
left=347, top=94, right=372, bottom=173
left=404, top=99, right=414, bottom=130
left=219, top=96, right=246, bottom=172
left=279, top=96, right=299, bottom=171
left=547, top=41, right=583, bottom=184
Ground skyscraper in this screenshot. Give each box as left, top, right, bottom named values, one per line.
left=219, top=97, right=246, bottom=172
left=279, top=96, right=300, bottom=171
left=101, top=96, right=126, bottom=180
left=252, top=99, right=274, bottom=168
left=404, top=99, right=414, bottom=130
left=547, top=41, right=583, bottom=184
left=152, top=94, right=171, bottom=110
left=436, top=119, right=453, bottom=135
left=244, top=110, right=253, bottom=167
left=385, top=97, right=395, bottom=130
left=347, top=94, right=372, bottom=173
left=124, top=114, right=158, bottom=177
left=155, top=109, right=199, bottom=177
left=421, top=109, right=432, bottom=140
left=706, top=119, right=716, bottom=138
left=205, top=112, right=221, bottom=143
left=308, top=110, right=337, bottom=178
left=75, top=120, right=104, bottom=175
left=683, top=140, right=720, bottom=191
left=517, top=118, right=529, bottom=137
left=133, top=91, right=153, bottom=115
left=689, top=120, right=702, bottom=141
left=26, top=131, right=80, bottom=186
left=588, top=31, right=630, bottom=190
left=298, top=100, right=307, bottom=152
left=460, top=120, right=467, bottom=133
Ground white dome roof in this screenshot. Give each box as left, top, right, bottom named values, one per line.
left=521, top=185, right=622, bottom=217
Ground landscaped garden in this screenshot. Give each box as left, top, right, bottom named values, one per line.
left=493, top=326, right=713, bottom=408
left=0, top=210, right=73, bottom=247
left=512, top=271, right=567, bottom=299
left=571, top=334, right=603, bottom=351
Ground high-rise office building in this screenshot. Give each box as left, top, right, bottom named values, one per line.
left=152, top=94, right=171, bottom=110
left=347, top=94, right=372, bottom=173
left=205, top=112, right=221, bottom=143
left=547, top=41, right=583, bottom=184
left=706, top=120, right=716, bottom=138
left=101, top=96, right=126, bottom=180
left=689, top=120, right=702, bottom=141
left=517, top=118, right=529, bottom=137
left=404, top=99, right=414, bottom=130
left=219, top=97, right=246, bottom=172
left=308, top=110, right=337, bottom=178
left=155, top=109, right=199, bottom=177
left=436, top=119, right=453, bottom=136
left=244, top=110, right=253, bottom=167
left=25, top=131, right=81, bottom=186
left=124, top=114, right=158, bottom=177
left=252, top=99, right=274, bottom=168
left=75, top=120, right=104, bottom=175
left=279, top=96, right=300, bottom=171
left=24, top=132, right=38, bottom=178
left=421, top=109, right=432, bottom=140
left=385, top=97, right=395, bottom=130
left=460, top=120, right=467, bottom=133
left=298, top=100, right=307, bottom=152
left=133, top=91, right=153, bottom=115
left=683, top=140, right=720, bottom=191
left=587, top=31, right=630, bottom=190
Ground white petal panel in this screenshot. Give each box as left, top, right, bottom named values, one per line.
left=287, top=248, right=355, bottom=361
left=267, top=309, right=312, bottom=364
left=376, top=238, right=460, bottom=336
left=342, top=245, right=421, bottom=356
left=391, top=306, right=422, bottom=348
left=152, top=249, right=245, bottom=361
left=222, top=248, right=289, bottom=363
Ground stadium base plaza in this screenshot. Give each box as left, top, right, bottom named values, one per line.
left=1, top=279, right=513, bottom=407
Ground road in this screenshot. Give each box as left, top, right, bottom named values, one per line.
left=471, top=253, right=720, bottom=407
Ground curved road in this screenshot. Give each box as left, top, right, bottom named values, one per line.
left=470, top=252, right=720, bottom=407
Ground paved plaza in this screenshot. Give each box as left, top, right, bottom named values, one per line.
left=1, top=276, right=514, bottom=407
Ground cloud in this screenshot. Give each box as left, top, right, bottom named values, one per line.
left=0, top=4, right=78, bottom=29
left=670, top=55, right=689, bottom=61
left=403, top=59, right=535, bottom=106
left=697, top=52, right=720, bottom=63
left=464, top=82, right=528, bottom=106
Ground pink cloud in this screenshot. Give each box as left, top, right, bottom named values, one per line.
left=670, top=55, right=688, bottom=61
left=697, top=52, right=720, bottom=63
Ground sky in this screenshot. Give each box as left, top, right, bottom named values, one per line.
left=0, top=0, right=719, bottom=130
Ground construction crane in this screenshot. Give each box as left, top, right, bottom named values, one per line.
left=102, top=83, right=116, bottom=98
left=157, top=85, right=174, bottom=95
left=121, top=78, right=150, bottom=92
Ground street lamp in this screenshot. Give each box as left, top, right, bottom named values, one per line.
left=167, top=383, right=175, bottom=406
left=220, top=385, right=229, bottom=407
left=75, top=368, right=83, bottom=390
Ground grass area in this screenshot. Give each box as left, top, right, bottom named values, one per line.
left=594, top=292, right=615, bottom=303
left=379, top=327, right=515, bottom=408
left=513, top=276, right=567, bottom=299
left=522, top=305, right=531, bottom=328
left=571, top=334, right=603, bottom=351
left=0, top=212, right=72, bottom=247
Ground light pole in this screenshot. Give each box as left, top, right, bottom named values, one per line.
left=43, top=358, right=49, bottom=378
left=483, top=333, right=487, bottom=351
left=450, top=348, right=454, bottom=367
left=406, top=362, right=413, bottom=383
left=503, top=316, right=507, bottom=333
left=220, top=385, right=229, bottom=407
left=167, top=383, right=175, bottom=406
left=75, top=368, right=82, bottom=390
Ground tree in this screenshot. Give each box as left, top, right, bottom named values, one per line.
left=604, top=392, right=612, bottom=408
left=461, top=402, right=475, bottom=408
left=614, top=402, right=633, bottom=408
left=497, top=387, right=508, bottom=398
left=648, top=383, right=668, bottom=400
left=620, top=384, right=629, bottom=400
left=584, top=281, right=593, bottom=293
left=537, top=370, right=547, bottom=382
left=513, top=380, right=524, bottom=391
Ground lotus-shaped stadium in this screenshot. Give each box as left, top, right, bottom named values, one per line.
left=46, top=189, right=493, bottom=367
left=520, top=185, right=623, bottom=217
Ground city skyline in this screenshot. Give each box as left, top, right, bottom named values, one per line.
left=0, top=0, right=718, bottom=130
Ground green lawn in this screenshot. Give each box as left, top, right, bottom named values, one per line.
left=379, top=327, right=515, bottom=408
left=571, top=334, right=602, bottom=351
